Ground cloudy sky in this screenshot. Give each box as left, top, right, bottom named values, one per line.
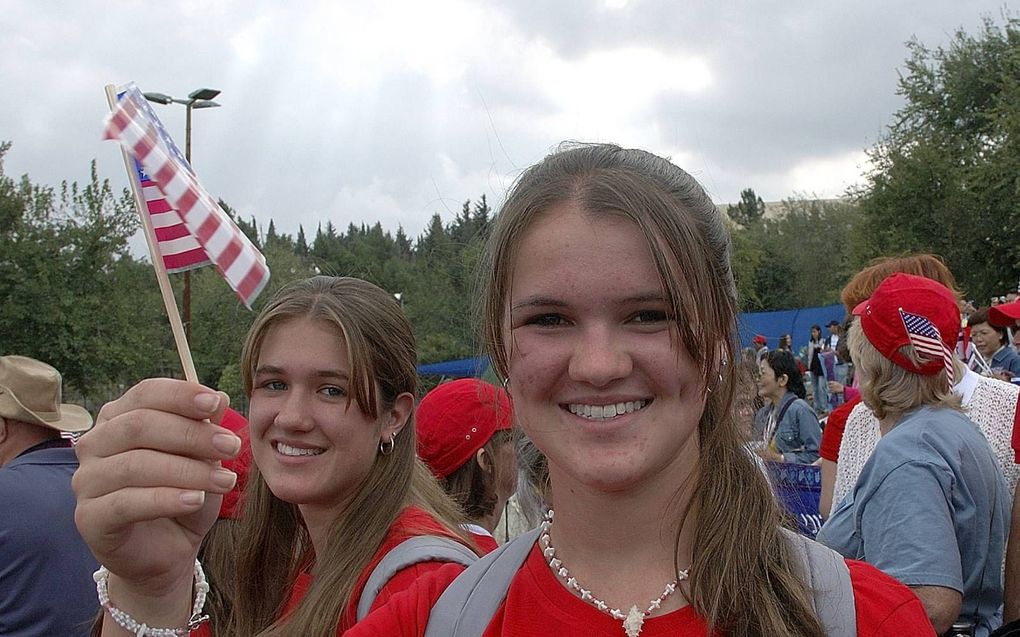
left=0, top=1, right=1010, bottom=241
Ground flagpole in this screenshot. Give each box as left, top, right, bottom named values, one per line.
left=104, top=84, right=198, bottom=384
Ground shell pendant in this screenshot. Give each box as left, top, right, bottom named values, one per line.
left=623, top=605, right=644, bottom=637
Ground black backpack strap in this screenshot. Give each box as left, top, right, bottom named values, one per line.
left=356, top=535, right=479, bottom=621
left=781, top=528, right=856, bottom=636
left=423, top=526, right=542, bottom=637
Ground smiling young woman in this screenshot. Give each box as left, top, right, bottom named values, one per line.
left=345, top=143, right=936, bottom=637
left=73, top=276, right=477, bottom=637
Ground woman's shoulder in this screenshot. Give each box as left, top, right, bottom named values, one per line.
left=788, top=396, right=818, bottom=419
left=345, top=563, right=466, bottom=637
left=846, top=559, right=936, bottom=636
left=389, top=506, right=464, bottom=543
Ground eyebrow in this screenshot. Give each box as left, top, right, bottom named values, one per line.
left=254, top=365, right=350, bottom=380
left=510, top=292, right=668, bottom=312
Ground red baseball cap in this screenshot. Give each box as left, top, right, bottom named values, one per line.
left=416, top=379, right=513, bottom=479
left=753, top=334, right=767, bottom=345
left=852, top=273, right=960, bottom=377
left=989, top=299, right=1020, bottom=327
left=217, top=407, right=251, bottom=520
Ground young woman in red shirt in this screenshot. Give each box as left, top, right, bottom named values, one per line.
left=73, top=276, right=476, bottom=636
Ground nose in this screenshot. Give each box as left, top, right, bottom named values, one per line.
left=271, top=390, right=315, bottom=432
left=568, top=324, right=632, bottom=387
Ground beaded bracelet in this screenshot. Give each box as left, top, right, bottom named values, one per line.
left=93, top=560, right=211, bottom=637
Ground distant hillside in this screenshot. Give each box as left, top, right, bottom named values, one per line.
left=716, top=198, right=846, bottom=220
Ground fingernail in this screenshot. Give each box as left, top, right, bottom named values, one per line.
left=195, top=393, right=220, bottom=413
left=180, top=490, right=205, bottom=506
left=212, top=433, right=242, bottom=456
left=211, top=469, right=237, bottom=490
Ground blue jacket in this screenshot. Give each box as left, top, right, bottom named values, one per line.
left=0, top=444, right=99, bottom=637
left=759, top=391, right=821, bottom=464
left=991, top=346, right=1020, bottom=377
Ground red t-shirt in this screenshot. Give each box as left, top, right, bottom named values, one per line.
left=193, top=506, right=469, bottom=636
left=818, top=396, right=862, bottom=462
left=348, top=542, right=935, bottom=636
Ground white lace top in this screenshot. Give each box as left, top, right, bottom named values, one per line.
left=830, top=371, right=1020, bottom=516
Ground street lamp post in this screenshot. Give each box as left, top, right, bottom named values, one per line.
left=143, top=88, right=221, bottom=344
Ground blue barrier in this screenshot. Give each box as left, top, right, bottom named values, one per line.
left=765, top=461, right=823, bottom=538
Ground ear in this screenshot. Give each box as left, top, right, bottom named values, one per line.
left=380, top=392, right=414, bottom=443
left=475, top=447, right=491, bottom=473
left=778, top=373, right=789, bottom=388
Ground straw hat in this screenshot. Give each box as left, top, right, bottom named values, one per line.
left=0, top=356, right=93, bottom=433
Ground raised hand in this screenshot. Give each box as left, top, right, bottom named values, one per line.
left=73, top=379, right=241, bottom=629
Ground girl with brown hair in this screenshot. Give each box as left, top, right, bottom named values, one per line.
left=347, top=143, right=934, bottom=636
left=73, top=276, right=476, bottom=636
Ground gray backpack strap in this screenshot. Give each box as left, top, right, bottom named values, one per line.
left=356, top=535, right=479, bottom=621
left=781, top=528, right=856, bottom=636
left=423, top=526, right=543, bottom=637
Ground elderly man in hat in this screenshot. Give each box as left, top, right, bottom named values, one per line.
left=0, top=355, right=97, bottom=637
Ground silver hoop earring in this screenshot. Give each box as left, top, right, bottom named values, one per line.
left=379, top=432, right=396, bottom=456
left=501, top=377, right=511, bottom=393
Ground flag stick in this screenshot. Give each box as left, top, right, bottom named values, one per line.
left=104, top=84, right=198, bottom=384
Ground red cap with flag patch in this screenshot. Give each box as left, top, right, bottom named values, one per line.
left=852, top=273, right=959, bottom=382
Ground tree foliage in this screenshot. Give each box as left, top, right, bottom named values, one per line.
left=726, top=187, right=766, bottom=227
left=729, top=196, right=863, bottom=311
left=854, top=14, right=1020, bottom=301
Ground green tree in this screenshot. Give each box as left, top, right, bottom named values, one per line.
left=726, top=188, right=766, bottom=227
left=0, top=144, right=161, bottom=404
left=855, top=15, right=1020, bottom=300
left=730, top=197, right=863, bottom=311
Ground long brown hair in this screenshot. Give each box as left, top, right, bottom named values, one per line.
left=228, top=276, right=467, bottom=636
left=482, top=143, right=824, bottom=636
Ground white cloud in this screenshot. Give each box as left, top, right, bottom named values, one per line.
left=785, top=150, right=873, bottom=199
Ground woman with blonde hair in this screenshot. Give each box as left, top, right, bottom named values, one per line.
left=817, top=273, right=1009, bottom=635
left=73, top=276, right=476, bottom=636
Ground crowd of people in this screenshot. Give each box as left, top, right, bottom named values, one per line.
left=2, top=143, right=1018, bottom=636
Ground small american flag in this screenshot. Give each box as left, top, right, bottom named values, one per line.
left=105, top=87, right=269, bottom=307
left=116, top=86, right=209, bottom=273
left=899, top=309, right=955, bottom=385
left=138, top=166, right=210, bottom=272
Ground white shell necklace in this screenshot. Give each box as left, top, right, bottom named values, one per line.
left=539, top=509, right=688, bottom=637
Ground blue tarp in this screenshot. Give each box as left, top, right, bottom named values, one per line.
left=417, top=356, right=490, bottom=378
left=418, top=304, right=847, bottom=376
left=738, top=303, right=845, bottom=350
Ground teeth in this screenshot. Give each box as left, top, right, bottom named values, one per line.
left=568, top=400, right=647, bottom=420
left=276, top=442, right=324, bottom=457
